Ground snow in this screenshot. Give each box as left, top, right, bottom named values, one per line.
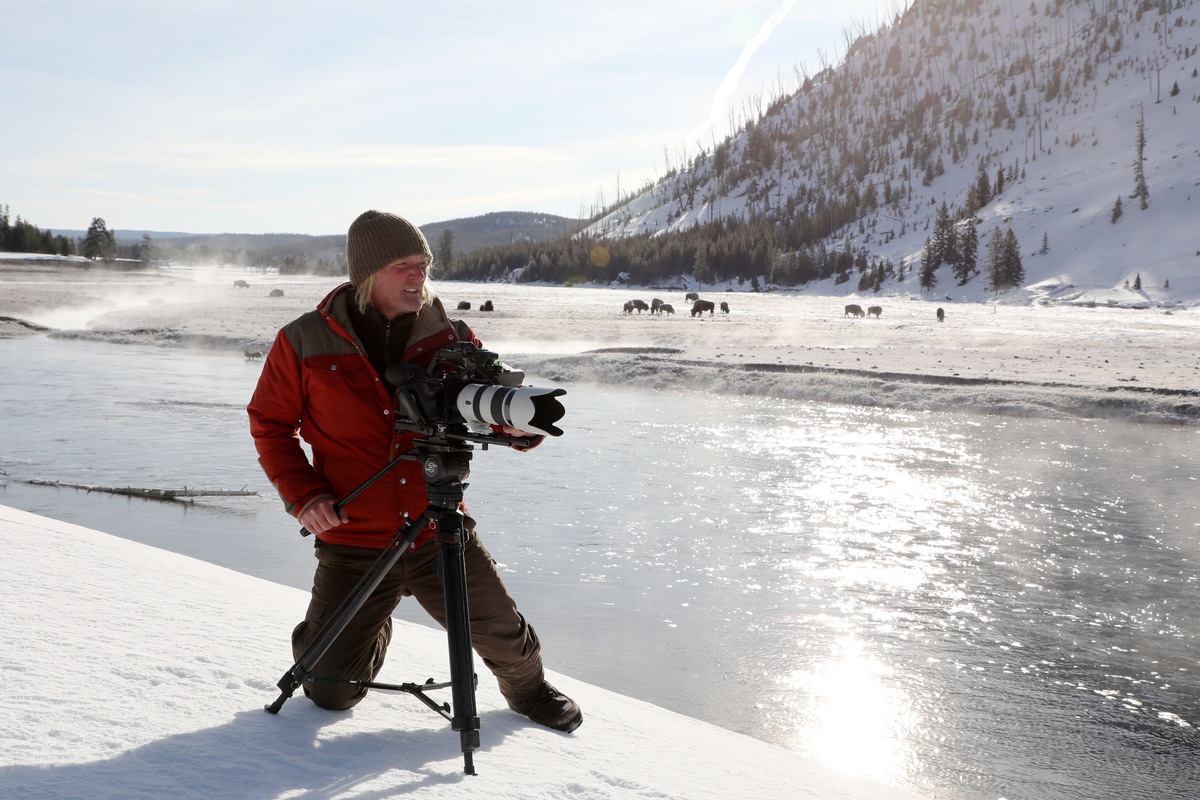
left=0, top=504, right=925, bottom=800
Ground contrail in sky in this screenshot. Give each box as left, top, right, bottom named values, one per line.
left=693, top=0, right=798, bottom=143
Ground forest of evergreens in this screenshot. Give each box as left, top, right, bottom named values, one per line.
left=0, top=205, right=77, bottom=257
left=443, top=214, right=902, bottom=292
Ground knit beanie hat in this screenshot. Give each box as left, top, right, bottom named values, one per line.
left=346, top=210, right=433, bottom=286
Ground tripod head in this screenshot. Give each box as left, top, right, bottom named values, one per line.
left=406, top=440, right=471, bottom=512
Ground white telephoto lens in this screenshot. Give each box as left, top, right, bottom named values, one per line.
left=455, top=384, right=566, bottom=437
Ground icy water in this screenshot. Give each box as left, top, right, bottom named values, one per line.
left=1, top=334, right=1198, bottom=800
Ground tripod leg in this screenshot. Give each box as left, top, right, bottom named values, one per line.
left=265, top=514, right=431, bottom=714
left=438, top=511, right=480, bottom=775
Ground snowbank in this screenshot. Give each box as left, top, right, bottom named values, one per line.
left=0, top=504, right=925, bottom=800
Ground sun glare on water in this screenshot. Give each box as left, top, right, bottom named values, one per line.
left=788, top=634, right=919, bottom=785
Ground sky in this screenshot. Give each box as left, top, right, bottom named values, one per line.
left=0, top=1, right=887, bottom=236
left=0, top=503, right=929, bottom=800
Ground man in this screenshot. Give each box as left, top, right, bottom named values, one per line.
left=247, top=209, right=582, bottom=732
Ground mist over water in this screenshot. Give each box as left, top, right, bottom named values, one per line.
left=1, top=334, right=1197, bottom=800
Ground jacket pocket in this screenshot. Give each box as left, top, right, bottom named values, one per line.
left=303, top=354, right=378, bottom=419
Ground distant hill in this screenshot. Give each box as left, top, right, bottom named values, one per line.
left=50, top=228, right=199, bottom=244
left=51, top=211, right=584, bottom=270
left=420, top=212, right=583, bottom=254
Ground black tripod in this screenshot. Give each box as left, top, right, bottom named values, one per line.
left=263, top=440, right=483, bottom=775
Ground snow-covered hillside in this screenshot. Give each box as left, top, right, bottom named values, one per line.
left=585, top=0, right=1200, bottom=306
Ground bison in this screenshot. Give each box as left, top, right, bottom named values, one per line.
left=233, top=279, right=249, bottom=289
left=719, top=301, right=730, bottom=314
left=480, top=300, right=494, bottom=311
left=936, top=307, right=945, bottom=322
left=627, top=299, right=650, bottom=314
left=685, top=292, right=700, bottom=302
left=651, top=298, right=664, bottom=314
left=456, top=300, right=471, bottom=310
left=659, top=303, right=675, bottom=315
left=244, top=349, right=263, bottom=360
left=691, top=300, right=715, bottom=317
left=844, top=303, right=864, bottom=317
left=867, top=305, right=882, bottom=318
left=269, top=288, right=285, bottom=298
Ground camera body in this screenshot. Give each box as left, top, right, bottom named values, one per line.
left=388, top=341, right=565, bottom=440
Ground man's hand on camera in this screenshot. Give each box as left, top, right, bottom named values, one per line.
left=300, top=497, right=349, bottom=535
left=498, top=425, right=537, bottom=438
left=497, top=425, right=544, bottom=450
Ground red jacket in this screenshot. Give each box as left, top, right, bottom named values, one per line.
left=247, top=283, right=483, bottom=550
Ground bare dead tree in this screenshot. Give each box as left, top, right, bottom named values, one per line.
left=1150, top=53, right=1165, bottom=103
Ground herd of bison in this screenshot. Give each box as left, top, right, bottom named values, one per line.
left=622, top=293, right=731, bottom=317
left=234, top=280, right=945, bottom=323
left=619, top=293, right=948, bottom=322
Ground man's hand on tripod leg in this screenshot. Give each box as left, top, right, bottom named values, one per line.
left=300, top=497, right=350, bottom=536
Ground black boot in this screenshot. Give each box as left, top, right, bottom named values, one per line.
left=506, top=681, right=583, bottom=732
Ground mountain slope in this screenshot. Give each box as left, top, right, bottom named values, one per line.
left=585, top=0, right=1200, bottom=306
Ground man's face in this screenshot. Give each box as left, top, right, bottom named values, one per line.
left=370, top=255, right=429, bottom=316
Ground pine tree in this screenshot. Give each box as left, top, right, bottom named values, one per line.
left=974, top=161, right=991, bottom=208
left=985, top=227, right=1005, bottom=293
left=954, top=217, right=979, bottom=285
left=919, top=237, right=938, bottom=291
left=928, top=202, right=952, bottom=269
left=965, top=184, right=983, bottom=215
left=943, top=209, right=958, bottom=267
left=83, top=217, right=118, bottom=260
left=984, top=225, right=1022, bottom=293
left=1040, top=232, right=1049, bottom=255
left=140, top=234, right=154, bottom=264
left=693, top=243, right=711, bottom=289
left=436, top=228, right=455, bottom=270
left=1111, top=195, right=1123, bottom=223
left=1002, top=227, right=1024, bottom=289
left=1132, top=107, right=1150, bottom=210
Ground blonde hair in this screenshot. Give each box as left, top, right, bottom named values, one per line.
left=354, top=262, right=436, bottom=314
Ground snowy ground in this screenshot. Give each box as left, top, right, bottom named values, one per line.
left=0, top=504, right=927, bottom=800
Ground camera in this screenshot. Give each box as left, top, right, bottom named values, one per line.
left=386, top=341, right=566, bottom=439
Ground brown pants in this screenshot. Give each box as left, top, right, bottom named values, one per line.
left=292, top=530, right=544, bottom=711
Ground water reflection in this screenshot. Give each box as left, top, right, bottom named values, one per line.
left=792, top=635, right=917, bottom=786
